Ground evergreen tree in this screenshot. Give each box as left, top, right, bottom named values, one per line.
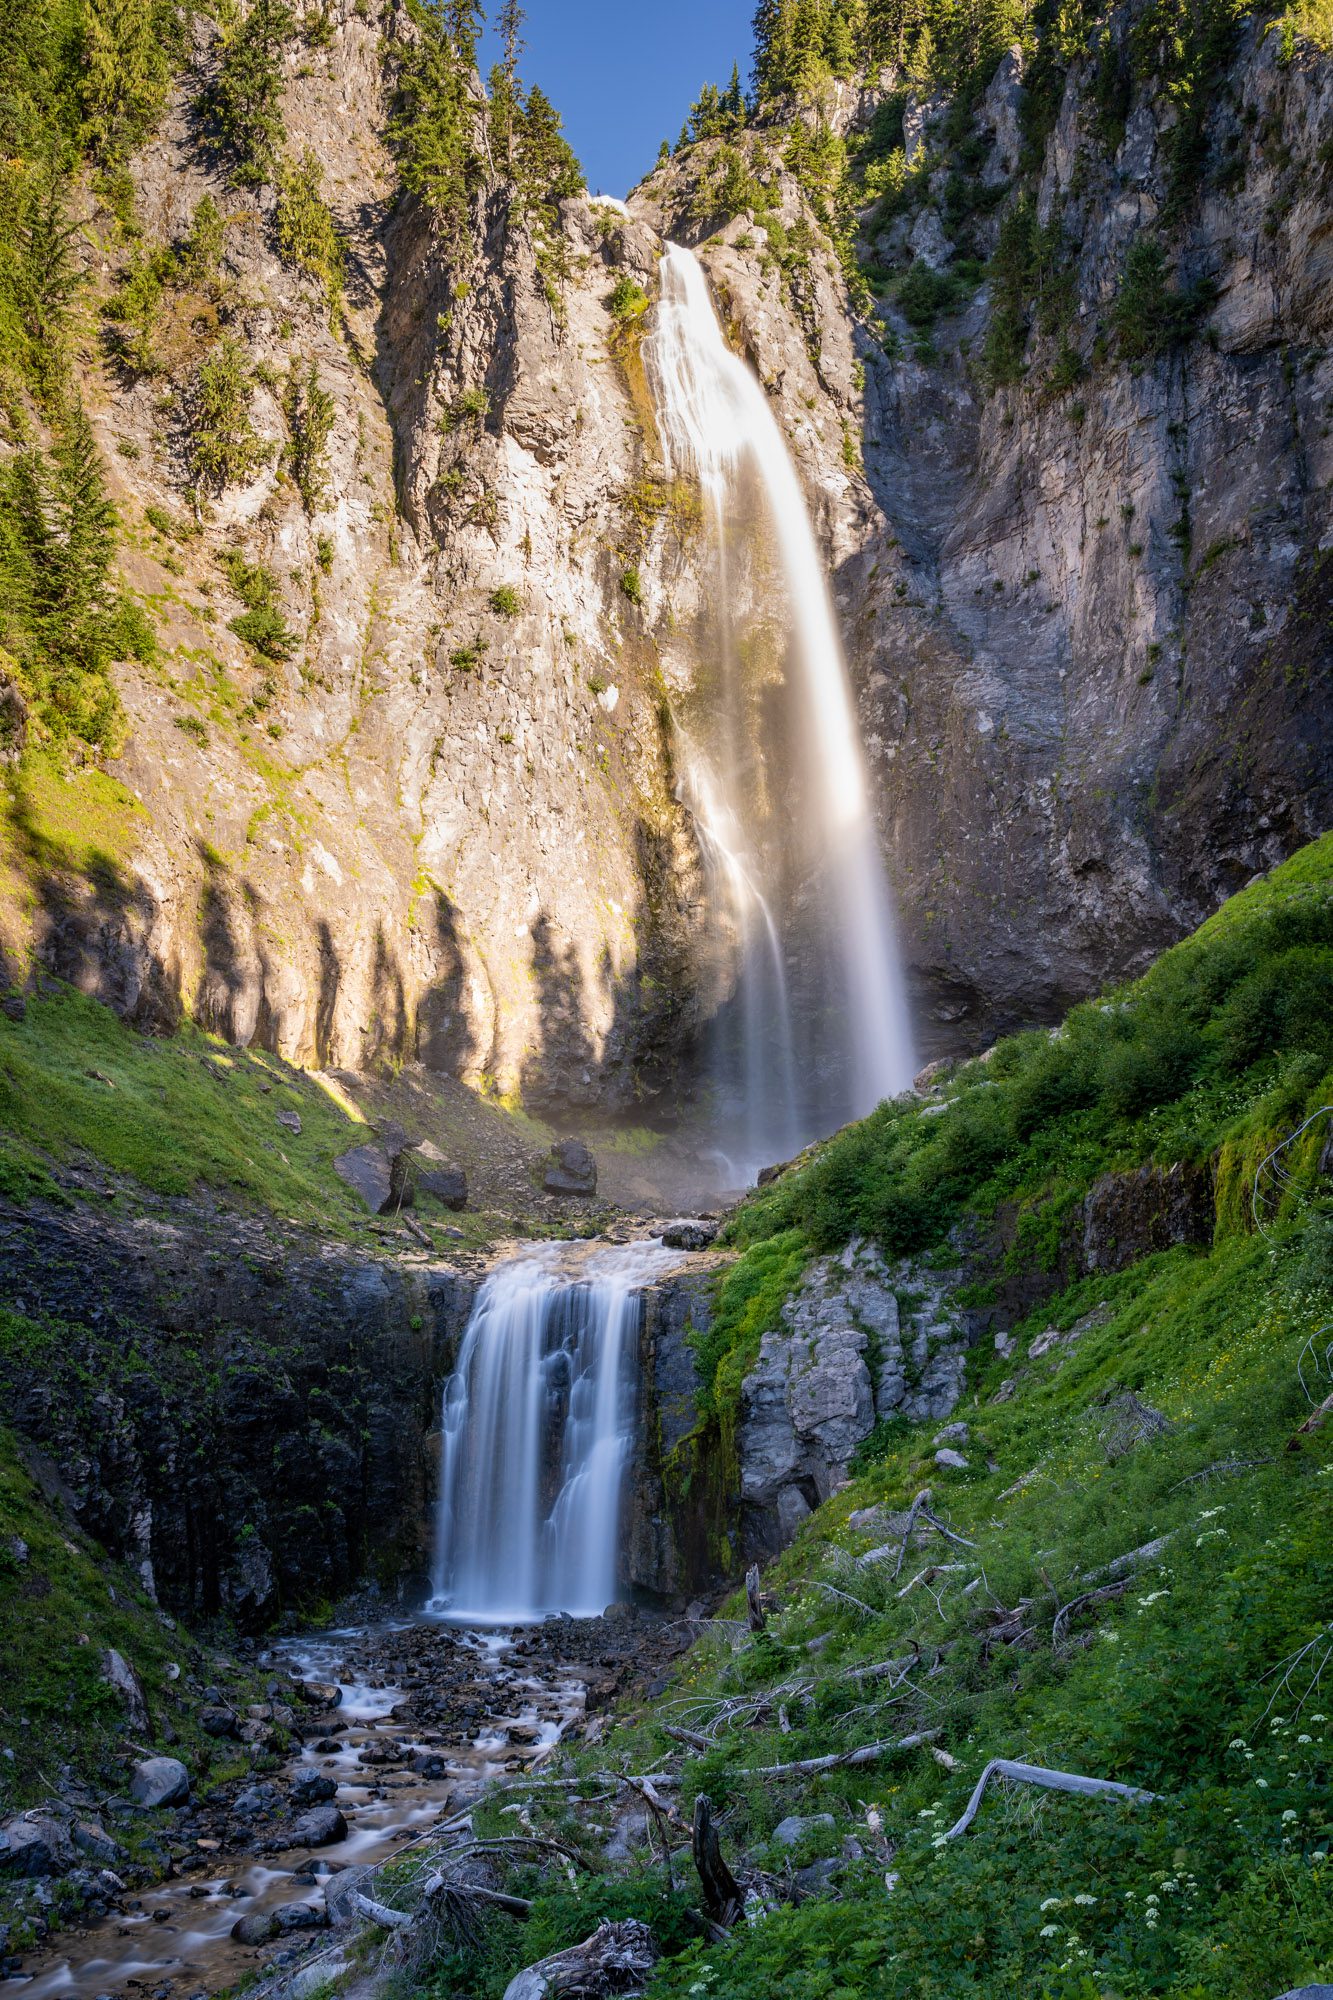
left=515, top=85, right=582, bottom=205
left=209, top=0, right=295, bottom=188
left=388, top=0, right=486, bottom=232
left=447, top=0, right=484, bottom=66
left=498, top=0, right=524, bottom=77
left=79, top=0, right=176, bottom=163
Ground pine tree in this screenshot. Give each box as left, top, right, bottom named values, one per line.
left=515, top=85, right=582, bottom=205
left=498, top=0, right=524, bottom=77
left=389, top=0, right=486, bottom=232
left=210, top=0, right=296, bottom=187
left=447, top=0, right=484, bottom=66
left=79, top=0, right=175, bottom=163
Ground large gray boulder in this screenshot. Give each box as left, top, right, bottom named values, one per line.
left=544, top=1139, right=597, bottom=1196
left=0, top=1814, right=75, bottom=1876
left=333, top=1144, right=394, bottom=1213
left=129, top=1757, right=190, bottom=1808
left=101, top=1648, right=149, bottom=1732
left=405, top=1141, right=468, bottom=1209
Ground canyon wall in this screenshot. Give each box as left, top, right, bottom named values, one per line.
left=2, top=0, right=1329, bottom=1096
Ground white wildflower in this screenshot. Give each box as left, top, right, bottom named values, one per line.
left=1073, top=1893, right=1097, bottom=1907
left=1040, top=1897, right=1064, bottom=1911
left=1255, top=1777, right=1269, bottom=1788
left=1282, top=1809, right=1299, bottom=1823
left=1039, top=1924, right=1060, bottom=1938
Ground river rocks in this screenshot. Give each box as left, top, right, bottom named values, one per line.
left=356, top=1739, right=404, bottom=1766
left=291, top=1805, right=348, bottom=1848
left=273, top=1901, right=330, bottom=1932
left=232, top=1782, right=284, bottom=1821
left=129, top=1757, right=190, bottom=1809
left=333, top=1145, right=395, bottom=1214
left=659, top=1218, right=719, bottom=1251
left=292, top=1679, right=343, bottom=1709
left=231, top=1911, right=281, bottom=1946
left=544, top=1139, right=597, bottom=1196
left=291, top=1772, right=338, bottom=1807
left=71, top=1821, right=122, bottom=1869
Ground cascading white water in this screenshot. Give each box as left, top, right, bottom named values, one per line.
left=644, top=242, right=915, bottom=1162
left=429, top=1240, right=679, bottom=1623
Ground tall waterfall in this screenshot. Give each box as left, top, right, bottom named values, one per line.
left=644, top=242, right=915, bottom=1169
left=429, top=1241, right=678, bottom=1623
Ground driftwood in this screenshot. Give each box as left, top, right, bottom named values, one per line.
left=502, top=1918, right=660, bottom=2000
left=349, top=1889, right=413, bottom=1931
left=730, top=1729, right=940, bottom=1780
left=891, top=1489, right=978, bottom=1579
left=691, top=1793, right=744, bottom=1927
left=939, top=1758, right=1161, bottom=1841
left=1080, top=1532, right=1174, bottom=1587
left=745, top=1564, right=767, bottom=1633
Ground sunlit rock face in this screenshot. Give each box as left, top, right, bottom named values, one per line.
left=7, top=2, right=1329, bottom=1112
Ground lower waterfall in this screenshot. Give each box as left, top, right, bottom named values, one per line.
left=428, top=1240, right=679, bottom=1622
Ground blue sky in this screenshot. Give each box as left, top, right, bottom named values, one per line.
left=481, top=0, right=757, bottom=199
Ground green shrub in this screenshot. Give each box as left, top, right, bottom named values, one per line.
left=441, top=386, right=491, bottom=433
left=274, top=147, right=344, bottom=310
left=1113, top=236, right=1216, bottom=362
left=607, top=275, right=649, bottom=323
left=205, top=0, right=295, bottom=187
left=489, top=584, right=521, bottom=616
left=282, top=360, right=336, bottom=512
left=190, top=335, right=269, bottom=493
left=220, top=550, right=295, bottom=660
left=619, top=566, right=642, bottom=605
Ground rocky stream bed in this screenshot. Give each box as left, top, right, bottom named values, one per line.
left=5, top=1609, right=689, bottom=2000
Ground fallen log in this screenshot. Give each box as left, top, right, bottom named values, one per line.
left=891, top=1489, right=978, bottom=1578
left=940, top=1758, right=1161, bottom=1841
left=502, top=1917, right=660, bottom=2000
left=424, top=1875, right=533, bottom=1919
left=1287, top=1389, right=1333, bottom=1450
left=1052, top=1580, right=1128, bottom=1647
left=730, top=1729, right=939, bottom=1780
left=348, top=1889, right=413, bottom=1931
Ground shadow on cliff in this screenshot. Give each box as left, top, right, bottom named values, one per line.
left=518, top=812, right=700, bottom=1118
left=1, top=769, right=183, bottom=1025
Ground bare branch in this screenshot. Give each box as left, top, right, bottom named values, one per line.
left=939, top=1759, right=1160, bottom=1841
left=730, top=1729, right=940, bottom=1780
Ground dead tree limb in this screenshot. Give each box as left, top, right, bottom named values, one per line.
left=1052, top=1581, right=1128, bottom=1648
left=1287, top=1389, right=1333, bottom=1450
left=349, top=1890, right=413, bottom=1931
left=661, top=1723, right=713, bottom=1752
left=940, top=1759, right=1161, bottom=1841
left=692, top=1793, right=744, bottom=1927
left=891, top=1489, right=978, bottom=1578
left=423, top=1876, right=533, bottom=1919
left=502, top=1918, right=659, bottom=2000
left=745, top=1565, right=766, bottom=1633
left=731, top=1730, right=939, bottom=1780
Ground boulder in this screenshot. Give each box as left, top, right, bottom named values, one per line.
left=934, top=1448, right=968, bottom=1470
left=544, top=1138, right=597, bottom=1196
left=129, top=1757, right=190, bottom=1809
left=409, top=1750, right=447, bottom=1779
left=0, top=1814, right=75, bottom=1877
left=275, top=1107, right=302, bottom=1135
left=71, top=1821, right=121, bottom=1869
left=1081, top=1162, right=1214, bottom=1274
left=332, top=1144, right=394, bottom=1214
left=273, top=1901, right=330, bottom=1932
left=292, top=1679, right=342, bottom=1710
left=231, top=1911, right=281, bottom=1946
left=406, top=1141, right=468, bottom=1209
left=932, top=1422, right=970, bottom=1446
left=773, top=1813, right=835, bottom=1849
left=232, top=1782, right=283, bottom=1820
left=201, top=1707, right=239, bottom=1738
left=659, top=1218, right=719, bottom=1251
left=291, top=1772, right=338, bottom=1807
left=291, top=1805, right=348, bottom=1848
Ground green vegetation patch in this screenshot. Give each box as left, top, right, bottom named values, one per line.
left=0, top=983, right=370, bottom=1225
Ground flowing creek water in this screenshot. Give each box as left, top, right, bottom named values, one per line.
left=14, top=1611, right=678, bottom=2000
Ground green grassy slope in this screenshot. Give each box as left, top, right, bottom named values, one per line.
left=444, top=837, right=1333, bottom=1999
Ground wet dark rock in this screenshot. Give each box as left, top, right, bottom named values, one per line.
left=407, top=1143, right=468, bottom=1210
left=71, top=1822, right=122, bottom=1869
left=291, top=1680, right=342, bottom=1710
left=273, top=1902, right=329, bottom=1932
left=291, top=1805, right=347, bottom=1848
left=290, top=1773, right=338, bottom=1807
left=356, top=1739, right=404, bottom=1766
left=408, top=1751, right=446, bottom=1779
left=794, top=1857, right=841, bottom=1895
left=231, top=1783, right=283, bottom=1822
left=231, top=1911, right=281, bottom=1947
left=129, top=1759, right=190, bottom=1809
left=1081, top=1162, right=1215, bottom=1273
left=544, top=1139, right=597, bottom=1196
left=201, top=1707, right=238, bottom=1738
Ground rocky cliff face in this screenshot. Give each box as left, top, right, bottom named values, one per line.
left=0, top=1199, right=474, bottom=1627
left=2, top=0, right=1328, bottom=1105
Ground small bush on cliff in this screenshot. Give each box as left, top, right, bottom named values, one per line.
left=205, top=0, right=295, bottom=188
left=189, top=335, right=270, bottom=493
left=282, top=359, right=336, bottom=513
left=274, top=147, right=345, bottom=313
left=1112, top=236, right=1216, bottom=363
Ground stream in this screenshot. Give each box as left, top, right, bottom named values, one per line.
left=12, top=1609, right=679, bottom=2000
